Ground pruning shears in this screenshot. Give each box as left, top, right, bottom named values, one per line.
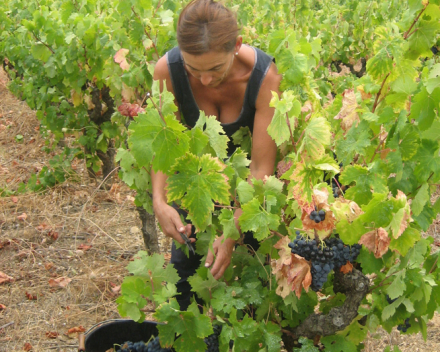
left=179, top=232, right=195, bottom=255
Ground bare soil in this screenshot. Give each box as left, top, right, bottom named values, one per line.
left=0, top=67, right=439, bottom=352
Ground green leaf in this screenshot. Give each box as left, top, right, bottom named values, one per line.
left=414, top=139, right=440, bottom=181
left=267, top=91, right=300, bottom=146
left=407, top=20, right=440, bottom=59
left=189, top=127, right=209, bottom=156
left=411, top=183, right=429, bottom=216
left=236, top=179, right=255, bottom=204
left=31, top=43, right=52, bottom=62
left=188, top=266, right=225, bottom=303
left=425, top=64, right=440, bottom=94
left=340, top=165, right=388, bottom=205
left=409, top=86, right=439, bottom=131
left=194, top=112, right=229, bottom=159
left=155, top=300, right=212, bottom=352
left=321, top=334, right=357, bottom=352
left=219, top=208, right=240, bottom=241
left=335, top=120, right=371, bottom=167
left=386, top=271, right=406, bottom=300
left=292, top=337, right=319, bottom=352
left=389, top=227, right=421, bottom=257
left=128, top=111, right=189, bottom=172
left=239, top=198, right=279, bottom=241
left=228, top=149, right=251, bottom=180
left=167, top=153, right=230, bottom=231
left=298, top=117, right=331, bottom=159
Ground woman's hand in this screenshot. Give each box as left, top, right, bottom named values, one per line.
left=153, top=201, right=193, bottom=245
left=204, top=235, right=236, bottom=280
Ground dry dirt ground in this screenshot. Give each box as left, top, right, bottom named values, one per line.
left=0, top=67, right=439, bottom=352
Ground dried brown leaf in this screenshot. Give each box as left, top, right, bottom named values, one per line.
left=340, top=261, right=353, bottom=274
left=359, top=228, right=390, bottom=258
left=334, top=89, right=360, bottom=132
left=77, top=244, right=92, bottom=251
left=48, top=277, right=72, bottom=288
left=45, top=331, right=59, bottom=339
left=17, top=212, right=27, bottom=221
left=0, top=271, right=14, bottom=284
left=23, top=342, right=33, bottom=351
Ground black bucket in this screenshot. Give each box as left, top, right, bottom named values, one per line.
left=78, top=319, right=162, bottom=352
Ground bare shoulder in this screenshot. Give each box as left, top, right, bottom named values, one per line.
left=153, top=54, right=175, bottom=94
left=153, top=55, right=169, bottom=80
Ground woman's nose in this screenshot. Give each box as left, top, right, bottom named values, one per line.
left=200, top=73, right=213, bottom=86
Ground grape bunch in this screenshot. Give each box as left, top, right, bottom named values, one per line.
left=311, top=262, right=334, bottom=291
left=386, top=295, right=397, bottom=304
left=204, top=324, right=222, bottom=352
left=309, top=208, right=326, bottom=223
left=324, top=237, right=361, bottom=269
left=115, top=336, right=172, bottom=352
left=332, top=180, right=340, bottom=198
left=397, top=318, right=411, bottom=333
left=289, top=232, right=362, bottom=291
left=289, top=232, right=335, bottom=290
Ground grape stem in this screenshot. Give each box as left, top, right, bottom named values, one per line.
left=403, top=7, right=426, bottom=40
left=372, top=73, right=390, bottom=113
left=286, top=112, right=297, bottom=153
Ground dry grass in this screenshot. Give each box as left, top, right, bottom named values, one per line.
left=1, top=67, right=440, bottom=352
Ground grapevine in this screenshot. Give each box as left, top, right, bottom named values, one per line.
left=1, top=0, right=440, bottom=351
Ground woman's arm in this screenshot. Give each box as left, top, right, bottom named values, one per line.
left=151, top=57, right=192, bottom=244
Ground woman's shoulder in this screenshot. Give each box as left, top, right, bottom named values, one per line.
left=153, top=54, right=170, bottom=81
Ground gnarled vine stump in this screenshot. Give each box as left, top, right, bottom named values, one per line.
left=282, top=268, right=369, bottom=351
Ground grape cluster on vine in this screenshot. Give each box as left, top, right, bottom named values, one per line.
left=324, top=237, right=361, bottom=268
left=114, top=336, right=172, bottom=352
left=309, top=208, right=326, bottom=223
left=288, top=232, right=362, bottom=291
left=204, top=324, right=222, bottom=352
left=397, top=318, right=411, bottom=333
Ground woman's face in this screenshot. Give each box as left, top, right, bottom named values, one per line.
left=181, top=50, right=235, bottom=88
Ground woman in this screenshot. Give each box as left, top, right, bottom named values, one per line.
left=152, top=0, right=281, bottom=310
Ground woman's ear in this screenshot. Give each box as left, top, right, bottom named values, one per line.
left=235, top=36, right=243, bottom=53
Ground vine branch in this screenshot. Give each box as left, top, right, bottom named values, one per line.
left=131, top=6, right=160, bottom=58
left=372, top=73, right=390, bottom=113
left=403, top=6, right=426, bottom=40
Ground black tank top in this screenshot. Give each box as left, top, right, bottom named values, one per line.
left=166, top=46, right=274, bottom=155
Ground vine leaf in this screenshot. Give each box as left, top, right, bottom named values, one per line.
left=267, top=91, right=301, bottom=146
left=321, top=334, right=357, bottom=352
left=358, top=228, right=390, bottom=258
left=412, top=183, right=430, bottom=217
left=334, top=89, right=359, bottom=132
left=425, top=64, right=440, bottom=94
left=194, top=112, right=229, bottom=159
left=287, top=161, right=322, bottom=211
left=128, top=112, right=189, bottom=172
left=272, top=237, right=312, bottom=298
left=408, top=86, right=439, bottom=131
left=154, top=300, right=213, bottom=352
left=114, top=48, right=130, bottom=71
left=331, top=198, right=363, bottom=223
left=167, top=153, right=230, bottom=231
left=239, top=198, right=280, bottom=241
left=298, top=117, right=331, bottom=159
left=218, top=208, right=240, bottom=241
left=339, top=164, right=388, bottom=205
left=389, top=191, right=412, bottom=239
left=335, top=120, right=371, bottom=167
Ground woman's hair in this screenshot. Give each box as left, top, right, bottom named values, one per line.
left=177, top=0, right=239, bottom=55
